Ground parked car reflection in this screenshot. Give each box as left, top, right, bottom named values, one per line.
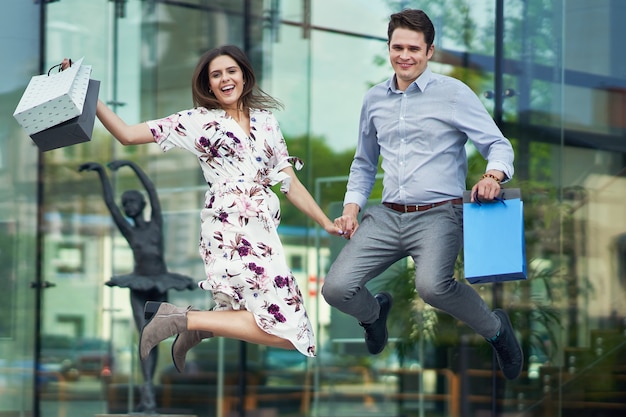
left=40, top=334, right=111, bottom=381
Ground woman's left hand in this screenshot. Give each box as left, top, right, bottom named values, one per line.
left=324, top=222, right=344, bottom=237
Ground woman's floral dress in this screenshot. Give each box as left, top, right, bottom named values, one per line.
left=146, top=107, right=315, bottom=357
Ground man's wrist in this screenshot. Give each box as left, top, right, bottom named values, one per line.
left=481, top=173, right=502, bottom=184
left=343, top=203, right=361, bottom=218
left=484, top=169, right=506, bottom=182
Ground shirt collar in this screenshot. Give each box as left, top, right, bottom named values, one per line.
left=386, top=66, right=433, bottom=93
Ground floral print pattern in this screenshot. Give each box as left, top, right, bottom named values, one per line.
left=147, top=107, right=315, bottom=357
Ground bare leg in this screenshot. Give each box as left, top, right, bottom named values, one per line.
left=187, top=310, right=295, bottom=350
left=140, top=303, right=296, bottom=363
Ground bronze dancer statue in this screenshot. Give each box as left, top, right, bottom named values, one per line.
left=80, top=159, right=195, bottom=413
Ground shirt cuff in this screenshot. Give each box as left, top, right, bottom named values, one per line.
left=343, top=191, right=368, bottom=210
left=486, top=162, right=514, bottom=183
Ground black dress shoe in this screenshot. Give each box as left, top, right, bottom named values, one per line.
left=360, top=292, right=393, bottom=355
left=488, top=309, right=523, bottom=380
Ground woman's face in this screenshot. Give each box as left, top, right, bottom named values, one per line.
left=208, top=54, right=245, bottom=111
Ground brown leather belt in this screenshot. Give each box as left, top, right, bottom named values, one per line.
left=383, top=198, right=463, bottom=213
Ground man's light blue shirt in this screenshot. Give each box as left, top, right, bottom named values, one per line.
left=344, top=66, right=515, bottom=209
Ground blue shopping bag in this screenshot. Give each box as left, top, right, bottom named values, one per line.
left=462, top=188, right=527, bottom=284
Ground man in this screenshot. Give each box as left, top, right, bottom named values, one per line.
left=321, top=9, right=523, bottom=380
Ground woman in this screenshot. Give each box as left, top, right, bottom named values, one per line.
left=64, top=45, right=342, bottom=373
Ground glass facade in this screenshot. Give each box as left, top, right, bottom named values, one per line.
left=0, top=1, right=42, bottom=416
left=2, top=0, right=626, bottom=416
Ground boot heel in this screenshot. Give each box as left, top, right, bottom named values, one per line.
left=144, top=301, right=163, bottom=321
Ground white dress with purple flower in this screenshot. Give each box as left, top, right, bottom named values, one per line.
left=147, top=107, right=315, bottom=357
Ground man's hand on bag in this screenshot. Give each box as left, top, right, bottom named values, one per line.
left=471, top=170, right=504, bottom=202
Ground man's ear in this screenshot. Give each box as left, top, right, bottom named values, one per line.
left=427, top=44, right=435, bottom=59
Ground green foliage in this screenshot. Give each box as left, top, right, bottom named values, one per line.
left=276, top=134, right=378, bottom=227
left=369, top=264, right=439, bottom=363
left=514, top=259, right=563, bottom=362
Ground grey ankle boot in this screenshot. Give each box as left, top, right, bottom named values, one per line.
left=139, top=302, right=190, bottom=361
left=172, top=328, right=213, bottom=373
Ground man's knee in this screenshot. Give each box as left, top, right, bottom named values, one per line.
left=321, top=281, right=340, bottom=306
left=321, top=279, right=352, bottom=307
left=415, top=277, right=456, bottom=307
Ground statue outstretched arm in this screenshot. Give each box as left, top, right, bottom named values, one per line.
left=79, top=162, right=131, bottom=235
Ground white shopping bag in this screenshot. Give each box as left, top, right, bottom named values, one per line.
left=13, top=57, right=92, bottom=135
left=30, top=79, right=100, bottom=152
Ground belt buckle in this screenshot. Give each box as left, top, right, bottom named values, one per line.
left=404, top=204, right=409, bottom=213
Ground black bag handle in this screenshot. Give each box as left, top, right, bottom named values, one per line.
left=47, top=59, right=72, bottom=76
left=473, top=190, right=506, bottom=206
left=463, top=188, right=522, bottom=205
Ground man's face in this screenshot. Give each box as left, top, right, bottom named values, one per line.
left=388, top=27, right=434, bottom=91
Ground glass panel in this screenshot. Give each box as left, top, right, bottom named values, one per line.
left=0, top=1, right=41, bottom=416
left=42, top=2, right=115, bottom=415
left=555, top=1, right=626, bottom=417
left=311, top=1, right=391, bottom=36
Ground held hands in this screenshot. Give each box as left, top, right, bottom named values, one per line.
left=323, top=222, right=345, bottom=238
left=471, top=170, right=504, bottom=202
left=333, top=203, right=360, bottom=240
left=334, top=214, right=358, bottom=240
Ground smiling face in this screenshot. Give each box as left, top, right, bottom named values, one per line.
left=388, top=27, right=434, bottom=91
left=208, top=55, right=245, bottom=111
